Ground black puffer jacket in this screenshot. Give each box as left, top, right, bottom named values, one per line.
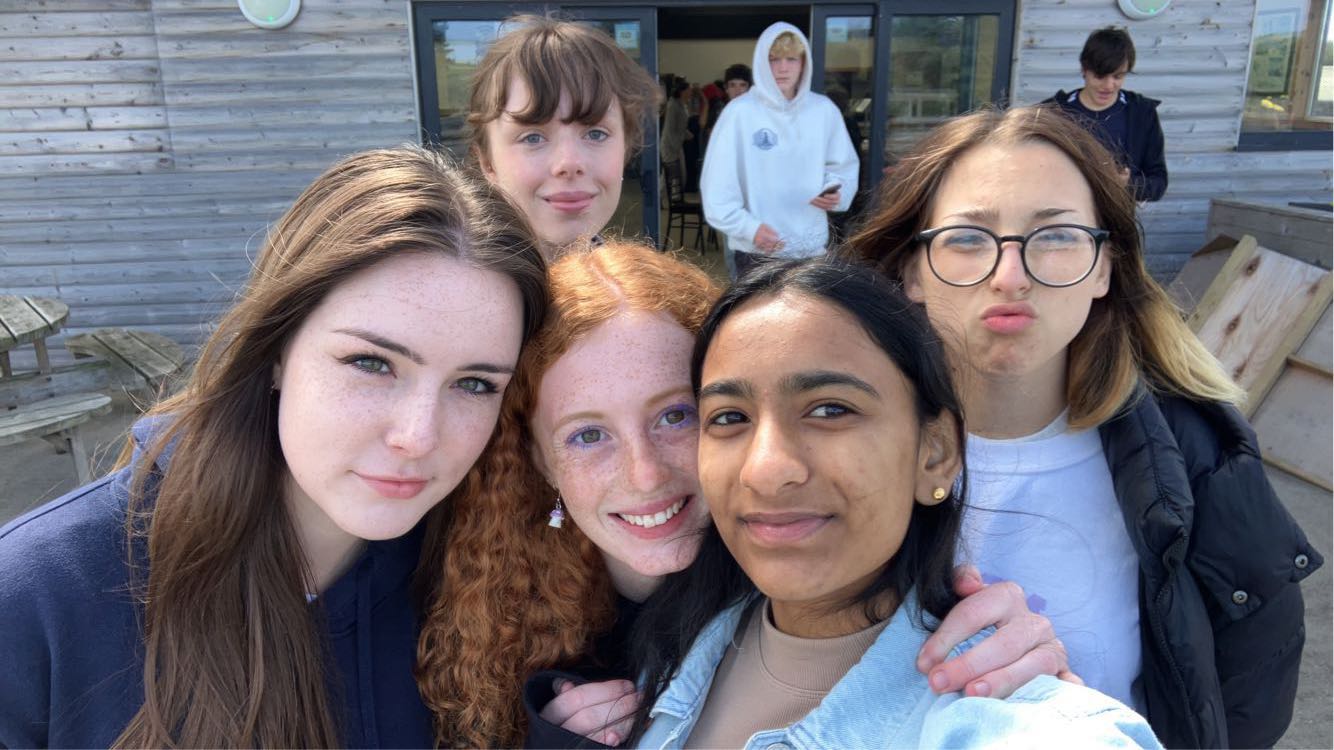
left=1099, top=389, right=1321, bottom=748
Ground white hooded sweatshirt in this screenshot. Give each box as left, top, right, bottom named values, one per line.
left=700, top=22, right=860, bottom=258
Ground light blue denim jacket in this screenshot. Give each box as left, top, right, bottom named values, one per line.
left=635, top=590, right=1163, bottom=750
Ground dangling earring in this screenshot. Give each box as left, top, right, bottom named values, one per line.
left=548, top=496, right=566, bottom=529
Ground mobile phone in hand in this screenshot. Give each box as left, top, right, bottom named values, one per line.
left=818, top=182, right=841, bottom=196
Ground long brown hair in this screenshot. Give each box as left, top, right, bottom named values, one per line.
left=467, top=15, right=661, bottom=165
left=845, top=106, right=1241, bottom=428
left=416, top=242, right=719, bottom=747
left=113, top=145, right=547, bottom=748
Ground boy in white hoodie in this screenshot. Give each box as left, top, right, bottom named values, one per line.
left=701, top=22, right=859, bottom=278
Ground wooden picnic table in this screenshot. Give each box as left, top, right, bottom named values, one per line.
left=0, top=294, right=69, bottom=377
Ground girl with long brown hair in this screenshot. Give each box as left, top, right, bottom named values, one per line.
left=846, top=105, right=1321, bottom=748
left=0, top=145, right=546, bottom=748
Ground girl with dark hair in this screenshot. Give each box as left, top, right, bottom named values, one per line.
left=627, top=257, right=1159, bottom=749
left=847, top=105, right=1321, bottom=748
left=418, top=243, right=1074, bottom=749
left=0, top=146, right=547, bottom=748
left=466, top=15, right=661, bottom=254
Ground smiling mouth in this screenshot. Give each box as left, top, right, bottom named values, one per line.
left=618, top=497, right=687, bottom=529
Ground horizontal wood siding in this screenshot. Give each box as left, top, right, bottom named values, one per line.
left=1012, top=0, right=1333, bottom=278
left=0, top=0, right=418, bottom=368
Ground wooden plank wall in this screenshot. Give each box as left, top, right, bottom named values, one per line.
left=1012, top=0, right=1333, bottom=278
left=0, top=0, right=418, bottom=366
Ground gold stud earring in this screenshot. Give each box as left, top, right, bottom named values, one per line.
left=931, top=487, right=947, bottom=501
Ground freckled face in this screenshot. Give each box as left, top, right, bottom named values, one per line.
left=698, top=293, right=943, bottom=624
left=529, top=311, right=710, bottom=583
left=480, top=77, right=626, bottom=249
left=276, top=252, right=523, bottom=548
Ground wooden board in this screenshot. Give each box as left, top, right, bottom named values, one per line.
left=1253, top=357, right=1334, bottom=491
left=1168, top=233, right=1240, bottom=314
left=1294, top=305, right=1333, bottom=371
left=1185, top=239, right=1333, bottom=413
left=1208, top=198, right=1333, bottom=270
left=64, top=327, right=184, bottom=391
left=0, top=392, right=111, bottom=448
left=0, top=294, right=69, bottom=349
left=0, top=360, right=111, bottom=410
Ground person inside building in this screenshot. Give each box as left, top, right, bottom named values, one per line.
left=847, top=104, right=1320, bottom=748
left=1045, top=26, right=1168, bottom=202
left=701, top=23, right=859, bottom=279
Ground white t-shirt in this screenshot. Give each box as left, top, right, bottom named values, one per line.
left=958, top=412, right=1144, bottom=712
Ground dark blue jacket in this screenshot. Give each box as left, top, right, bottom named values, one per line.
left=1045, top=89, right=1169, bottom=202
left=0, top=418, right=435, bottom=748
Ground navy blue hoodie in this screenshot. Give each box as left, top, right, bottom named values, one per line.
left=0, top=417, right=435, bottom=748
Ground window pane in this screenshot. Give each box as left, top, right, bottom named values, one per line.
left=824, top=15, right=874, bottom=190
left=575, top=20, right=646, bottom=239
left=1313, top=3, right=1334, bottom=118
left=884, top=15, right=1000, bottom=162
left=1242, top=0, right=1333, bottom=132
left=431, top=20, right=505, bottom=153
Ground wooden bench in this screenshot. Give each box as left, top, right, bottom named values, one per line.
left=1, top=382, right=112, bottom=485
left=65, top=328, right=186, bottom=397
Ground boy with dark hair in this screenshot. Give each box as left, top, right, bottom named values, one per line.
left=1045, top=26, right=1167, bottom=202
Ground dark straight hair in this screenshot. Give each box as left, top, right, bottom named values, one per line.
left=628, top=256, right=967, bottom=740
left=1080, top=26, right=1136, bottom=76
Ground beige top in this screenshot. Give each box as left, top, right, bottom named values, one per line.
left=683, top=599, right=889, bottom=749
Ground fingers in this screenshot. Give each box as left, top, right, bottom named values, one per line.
left=925, top=610, right=1055, bottom=694
left=917, top=579, right=1027, bottom=673
left=538, top=678, right=636, bottom=727
left=538, top=679, right=640, bottom=742
left=919, top=580, right=1071, bottom=698
left=591, top=707, right=637, bottom=747
left=954, top=636, right=1069, bottom=700
left=951, top=564, right=984, bottom=598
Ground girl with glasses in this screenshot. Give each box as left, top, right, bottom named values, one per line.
left=847, top=105, right=1321, bottom=748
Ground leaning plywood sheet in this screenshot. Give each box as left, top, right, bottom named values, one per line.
left=1251, top=355, right=1333, bottom=492
left=1168, top=234, right=1246, bottom=314
left=1293, top=305, right=1333, bottom=368
left=1185, top=237, right=1332, bottom=415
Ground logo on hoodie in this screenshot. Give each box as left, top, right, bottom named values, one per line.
left=752, top=128, right=777, bottom=150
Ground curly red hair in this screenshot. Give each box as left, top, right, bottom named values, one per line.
left=416, top=241, right=720, bottom=747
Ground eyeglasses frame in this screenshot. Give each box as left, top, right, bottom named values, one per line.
left=914, top=223, right=1110, bottom=288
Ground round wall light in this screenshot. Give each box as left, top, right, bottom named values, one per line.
left=1118, top=0, right=1172, bottom=20
left=239, top=0, right=300, bottom=30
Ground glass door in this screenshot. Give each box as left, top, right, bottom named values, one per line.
left=811, top=5, right=876, bottom=216
left=412, top=3, right=659, bottom=244
left=563, top=6, right=659, bottom=243
left=871, top=1, right=1015, bottom=179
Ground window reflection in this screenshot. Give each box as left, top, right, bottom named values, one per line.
left=884, top=15, right=999, bottom=163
